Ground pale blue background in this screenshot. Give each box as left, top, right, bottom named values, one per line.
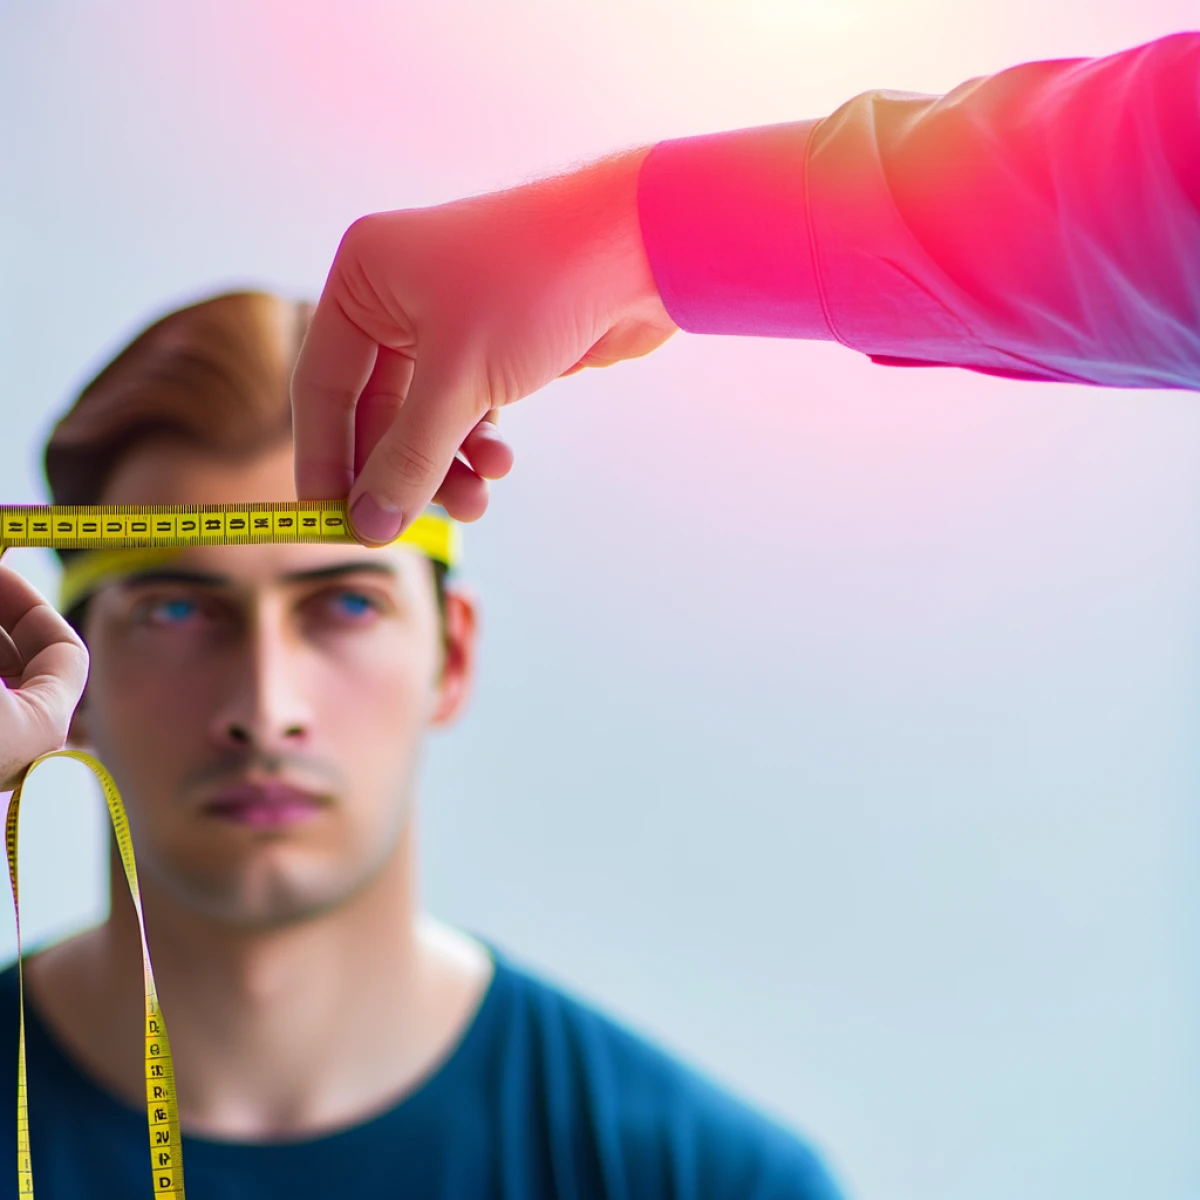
left=1, top=3, right=1198, bottom=1198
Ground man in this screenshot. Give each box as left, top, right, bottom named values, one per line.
left=0, top=290, right=843, bottom=1198
left=285, top=32, right=1200, bottom=541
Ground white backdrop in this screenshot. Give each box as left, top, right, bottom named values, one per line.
left=2, top=3, right=1199, bottom=1198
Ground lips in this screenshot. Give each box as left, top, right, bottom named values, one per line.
left=202, top=782, right=328, bottom=831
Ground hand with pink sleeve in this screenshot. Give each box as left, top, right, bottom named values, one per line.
left=293, top=34, right=1200, bottom=542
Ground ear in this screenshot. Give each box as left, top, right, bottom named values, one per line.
left=430, top=585, right=478, bottom=729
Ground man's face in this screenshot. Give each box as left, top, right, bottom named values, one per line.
left=73, top=437, right=476, bottom=929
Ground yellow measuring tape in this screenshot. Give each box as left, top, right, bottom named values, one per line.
left=1, top=500, right=459, bottom=1198
left=8, top=752, right=184, bottom=1198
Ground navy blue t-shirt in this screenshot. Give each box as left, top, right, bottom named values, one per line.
left=0, top=948, right=843, bottom=1199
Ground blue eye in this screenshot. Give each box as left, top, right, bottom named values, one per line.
left=333, top=591, right=374, bottom=618
left=152, top=598, right=198, bottom=624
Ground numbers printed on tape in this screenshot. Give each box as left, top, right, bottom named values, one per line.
left=0, top=501, right=358, bottom=549
left=0, top=502, right=459, bottom=573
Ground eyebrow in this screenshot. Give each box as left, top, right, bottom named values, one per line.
left=117, top=561, right=400, bottom=590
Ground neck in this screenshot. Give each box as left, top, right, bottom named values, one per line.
left=28, top=811, right=493, bottom=1140
left=118, top=817, right=424, bottom=1036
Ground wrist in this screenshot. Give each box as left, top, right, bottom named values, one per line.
left=533, top=146, right=671, bottom=332
left=585, top=146, right=667, bottom=323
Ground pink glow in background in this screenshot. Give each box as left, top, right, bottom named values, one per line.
left=2, top=4, right=1199, bottom=1199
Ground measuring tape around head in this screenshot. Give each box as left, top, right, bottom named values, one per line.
left=0, top=500, right=460, bottom=1199
left=0, top=500, right=458, bottom=554
left=2, top=499, right=457, bottom=564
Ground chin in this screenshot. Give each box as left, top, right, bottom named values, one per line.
left=160, top=860, right=370, bottom=930
left=144, top=816, right=408, bottom=928
left=194, top=885, right=357, bottom=931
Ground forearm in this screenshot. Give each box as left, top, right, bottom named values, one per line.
left=638, top=33, right=1200, bottom=389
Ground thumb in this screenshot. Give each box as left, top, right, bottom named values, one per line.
left=347, top=357, right=480, bottom=545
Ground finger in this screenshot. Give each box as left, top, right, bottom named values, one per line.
left=0, top=552, right=16, bottom=684
left=0, top=564, right=31, bottom=682
left=0, top=606, right=88, bottom=775
left=9, top=602, right=85, bottom=677
left=348, top=355, right=480, bottom=545
left=459, top=418, right=514, bottom=480
left=0, top=564, right=62, bottom=633
left=9, top=605, right=89, bottom=730
left=0, top=568, right=88, bottom=700
left=0, top=646, right=87, bottom=788
left=354, top=347, right=416, bottom=475
left=14, top=634, right=88, bottom=717
left=291, top=292, right=380, bottom=500
left=432, top=458, right=491, bottom=523
left=0, top=624, right=20, bottom=677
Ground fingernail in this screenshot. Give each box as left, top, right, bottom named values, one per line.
left=349, top=493, right=404, bottom=545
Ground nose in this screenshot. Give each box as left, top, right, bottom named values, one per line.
left=209, top=600, right=313, bottom=755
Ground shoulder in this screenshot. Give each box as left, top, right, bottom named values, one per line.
left=490, top=949, right=845, bottom=1200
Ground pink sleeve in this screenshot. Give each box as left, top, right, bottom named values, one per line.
left=637, top=33, right=1200, bottom=390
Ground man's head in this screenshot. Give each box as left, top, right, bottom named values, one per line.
left=46, top=291, right=478, bottom=930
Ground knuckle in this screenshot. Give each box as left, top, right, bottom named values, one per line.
left=378, top=438, right=438, bottom=488
left=307, top=376, right=361, bottom=414
left=338, top=213, right=382, bottom=257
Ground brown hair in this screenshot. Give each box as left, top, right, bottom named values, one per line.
left=45, top=290, right=309, bottom=509
left=44, top=289, right=447, bottom=631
